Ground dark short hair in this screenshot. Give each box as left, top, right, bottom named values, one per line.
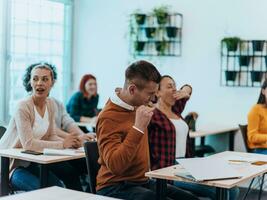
left=125, top=60, right=161, bottom=89
left=79, top=74, right=97, bottom=96
left=257, top=79, right=267, bottom=104
left=23, top=62, right=57, bottom=92
left=181, top=84, right=192, bottom=95
left=158, top=75, right=174, bottom=90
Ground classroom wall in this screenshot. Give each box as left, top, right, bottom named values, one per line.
left=72, top=0, right=267, bottom=152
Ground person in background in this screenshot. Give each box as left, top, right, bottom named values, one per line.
left=67, top=74, right=99, bottom=132
left=148, top=75, right=239, bottom=200
left=248, top=79, right=267, bottom=154
left=96, top=60, right=199, bottom=200
left=0, top=63, right=83, bottom=191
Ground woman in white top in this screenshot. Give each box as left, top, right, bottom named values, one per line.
left=148, top=75, right=239, bottom=200
left=0, top=63, right=82, bottom=191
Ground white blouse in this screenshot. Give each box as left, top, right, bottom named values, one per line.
left=170, top=118, right=189, bottom=158
left=32, top=106, right=49, bottom=139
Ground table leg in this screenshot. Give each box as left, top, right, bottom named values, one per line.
left=216, top=187, right=228, bottom=200
left=229, top=131, right=235, bottom=151
left=1, top=157, right=10, bottom=196
left=40, top=164, right=48, bottom=188
left=156, top=179, right=167, bottom=200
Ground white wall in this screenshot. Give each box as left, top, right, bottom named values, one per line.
left=72, top=0, right=267, bottom=151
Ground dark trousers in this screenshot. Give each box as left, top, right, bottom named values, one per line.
left=97, top=180, right=199, bottom=200
left=10, top=161, right=83, bottom=192
left=49, top=161, right=83, bottom=191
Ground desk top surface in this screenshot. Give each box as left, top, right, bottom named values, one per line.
left=145, top=151, right=267, bottom=189
left=0, top=186, right=118, bottom=200
left=0, top=148, right=85, bottom=164
left=189, top=126, right=239, bottom=138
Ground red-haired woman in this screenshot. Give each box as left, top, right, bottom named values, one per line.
left=67, top=74, right=99, bottom=131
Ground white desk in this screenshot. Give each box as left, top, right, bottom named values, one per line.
left=145, top=151, right=267, bottom=200
left=0, top=186, right=118, bottom=200
left=189, top=126, right=239, bottom=151
left=0, top=149, right=85, bottom=196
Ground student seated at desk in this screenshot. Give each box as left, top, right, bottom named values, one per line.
left=0, top=63, right=83, bottom=192
left=66, top=74, right=99, bottom=132
left=96, top=61, right=199, bottom=200
left=248, top=79, right=267, bottom=154
left=148, top=75, right=239, bottom=200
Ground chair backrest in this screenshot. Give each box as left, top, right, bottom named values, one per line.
left=0, top=126, right=6, bottom=139
left=184, top=112, right=198, bottom=131
left=84, top=141, right=100, bottom=194
left=239, top=124, right=251, bottom=153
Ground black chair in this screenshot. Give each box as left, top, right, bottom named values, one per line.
left=185, top=113, right=215, bottom=157
left=239, top=124, right=265, bottom=200
left=84, top=141, right=100, bottom=194
left=0, top=126, right=6, bottom=139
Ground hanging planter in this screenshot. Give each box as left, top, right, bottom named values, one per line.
left=239, top=56, right=250, bottom=67
left=134, top=14, right=146, bottom=25
left=155, top=41, right=168, bottom=55
left=134, top=41, right=145, bottom=52
left=153, top=6, right=169, bottom=25
left=252, top=40, right=265, bottom=52
left=145, top=27, right=156, bottom=38
left=250, top=71, right=263, bottom=82
left=166, top=27, right=178, bottom=38
left=225, top=71, right=237, bottom=81
left=221, top=37, right=240, bottom=52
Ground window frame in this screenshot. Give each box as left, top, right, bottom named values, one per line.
left=0, top=0, right=73, bottom=124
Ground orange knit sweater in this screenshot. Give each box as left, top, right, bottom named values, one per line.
left=247, top=104, right=267, bottom=149
left=96, top=100, right=149, bottom=191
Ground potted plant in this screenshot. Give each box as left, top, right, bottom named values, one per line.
left=153, top=5, right=169, bottom=25
left=134, top=13, right=146, bottom=25
left=134, top=41, right=145, bottom=52
left=145, top=27, right=156, bottom=38
left=252, top=40, right=265, bottom=52
left=250, top=71, right=263, bottom=82
left=225, top=70, right=238, bottom=81
left=239, top=55, right=250, bottom=67
left=222, top=37, right=241, bottom=52
left=155, top=40, right=168, bottom=55
left=166, top=27, right=178, bottom=38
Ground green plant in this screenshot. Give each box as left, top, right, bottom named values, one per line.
left=155, top=40, right=168, bottom=55
left=222, top=37, right=241, bottom=51
left=153, top=5, right=169, bottom=25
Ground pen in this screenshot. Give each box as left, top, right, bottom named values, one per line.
left=228, top=160, right=250, bottom=163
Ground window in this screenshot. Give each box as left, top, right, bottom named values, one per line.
left=0, top=0, right=73, bottom=122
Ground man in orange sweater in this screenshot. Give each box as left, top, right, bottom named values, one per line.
left=96, top=60, right=199, bottom=200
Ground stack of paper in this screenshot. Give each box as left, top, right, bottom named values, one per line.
left=43, top=148, right=83, bottom=156
left=176, top=157, right=242, bottom=181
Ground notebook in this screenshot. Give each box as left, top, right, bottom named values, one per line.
left=43, top=147, right=84, bottom=156
left=175, top=157, right=242, bottom=181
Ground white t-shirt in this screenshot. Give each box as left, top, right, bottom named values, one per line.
left=170, top=118, right=189, bottom=158
left=32, top=106, right=49, bottom=139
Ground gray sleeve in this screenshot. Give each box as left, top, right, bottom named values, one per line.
left=54, top=99, right=76, bottom=131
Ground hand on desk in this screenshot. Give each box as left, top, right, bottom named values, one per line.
left=63, top=133, right=80, bottom=149
left=78, top=134, right=96, bottom=145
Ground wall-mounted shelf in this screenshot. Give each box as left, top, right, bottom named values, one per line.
left=221, top=39, right=267, bottom=87
left=129, top=13, right=183, bottom=57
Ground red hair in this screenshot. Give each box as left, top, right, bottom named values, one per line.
left=79, top=74, right=97, bottom=96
